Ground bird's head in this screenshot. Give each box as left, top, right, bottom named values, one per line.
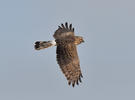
left=79, top=36, right=84, bottom=43
left=74, top=36, right=84, bottom=45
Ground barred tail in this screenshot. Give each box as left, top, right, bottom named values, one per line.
left=34, top=40, right=56, bottom=50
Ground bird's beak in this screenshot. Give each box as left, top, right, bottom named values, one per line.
left=82, top=40, right=84, bottom=43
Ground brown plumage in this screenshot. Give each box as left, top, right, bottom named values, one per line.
left=35, top=41, right=54, bottom=50
left=34, top=22, right=84, bottom=87
left=34, top=36, right=83, bottom=50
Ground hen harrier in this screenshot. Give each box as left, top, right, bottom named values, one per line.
left=34, top=22, right=84, bottom=87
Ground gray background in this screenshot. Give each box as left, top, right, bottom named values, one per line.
left=0, top=0, right=135, bottom=100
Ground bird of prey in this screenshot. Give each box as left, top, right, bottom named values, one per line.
left=34, top=22, right=84, bottom=87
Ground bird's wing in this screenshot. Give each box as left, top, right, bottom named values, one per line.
left=56, top=37, right=83, bottom=87
left=53, top=22, right=75, bottom=39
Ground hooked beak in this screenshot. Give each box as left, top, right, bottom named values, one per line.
left=82, top=39, right=84, bottom=43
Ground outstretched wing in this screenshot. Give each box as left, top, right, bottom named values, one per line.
left=55, top=23, right=83, bottom=87
left=53, top=22, right=74, bottom=39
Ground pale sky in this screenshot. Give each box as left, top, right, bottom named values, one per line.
left=0, top=0, right=135, bottom=100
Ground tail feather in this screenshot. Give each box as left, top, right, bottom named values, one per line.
left=34, top=40, right=56, bottom=50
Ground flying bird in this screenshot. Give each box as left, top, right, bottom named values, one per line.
left=34, top=22, right=84, bottom=87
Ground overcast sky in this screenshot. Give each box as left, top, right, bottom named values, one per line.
left=0, top=0, right=135, bottom=100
